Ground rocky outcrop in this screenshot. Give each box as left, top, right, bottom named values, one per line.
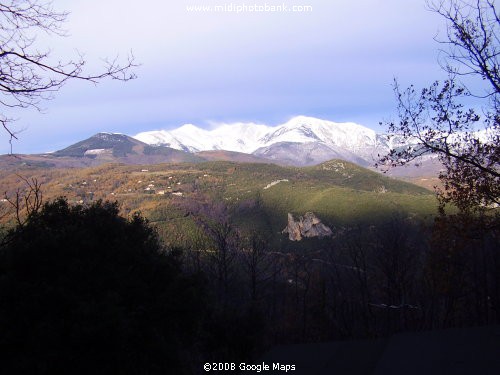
left=282, top=212, right=333, bottom=241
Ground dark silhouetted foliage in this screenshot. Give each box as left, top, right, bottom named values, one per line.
left=0, top=198, right=205, bottom=375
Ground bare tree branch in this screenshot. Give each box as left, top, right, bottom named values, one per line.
left=380, top=0, right=500, bottom=212
left=0, top=0, right=138, bottom=148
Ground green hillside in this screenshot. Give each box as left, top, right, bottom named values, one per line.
left=1, top=159, right=438, bottom=249
left=137, top=160, right=437, bottom=249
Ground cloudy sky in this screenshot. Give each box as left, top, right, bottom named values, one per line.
left=3, top=0, right=450, bottom=154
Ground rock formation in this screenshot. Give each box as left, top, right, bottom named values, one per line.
left=282, top=212, right=333, bottom=241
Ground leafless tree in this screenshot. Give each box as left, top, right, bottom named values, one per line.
left=431, top=0, right=500, bottom=103
left=176, top=196, right=239, bottom=299
left=0, top=0, right=137, bottom=150
left=1, top=175, right=42, bottom=247
left=379, top=0, right=499, bottom=212
left=3, top=175, right=42, bottom=227
left=240, top=232, right=276, bottom=302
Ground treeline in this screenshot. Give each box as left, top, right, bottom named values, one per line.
left=0, top=196, right=498, bottom=374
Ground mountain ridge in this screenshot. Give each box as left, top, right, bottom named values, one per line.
left=133, top=115, right=391, bottom=166
left=0, top=116, right=444, bottom=186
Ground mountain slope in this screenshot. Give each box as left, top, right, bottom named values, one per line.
left=52, top=132, right=205, bottom=163
left=253, top=141, right=371, bottom=166
left=0, top=133, right=205, bottom=169
left=54, top=133, right=143, bottom=158
left=195, top=150, right=275, bottom=164
left=1, top=158, right=434, bottom=226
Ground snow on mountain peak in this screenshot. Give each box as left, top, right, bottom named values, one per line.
left=133, top=116, right=381, bottom=157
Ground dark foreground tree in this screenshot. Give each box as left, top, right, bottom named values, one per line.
left=0, top=198, right=205, bottom=375
left=0, top=0, right=136, bottom=149
left=379, top=0, right=499, bottom=212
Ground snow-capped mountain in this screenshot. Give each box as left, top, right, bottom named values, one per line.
left=135, top=121, right=273, bottom=154
left=134, top=116, right=391, bottom=166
